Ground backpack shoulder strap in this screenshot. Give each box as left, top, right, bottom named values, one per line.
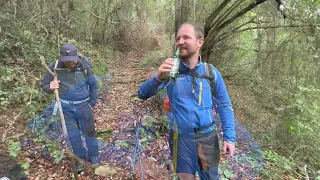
left=78, top=55, right=93, bottom=78
left=53, top=60, right=59, bottom=72
left=204, top=62, right=216, bottom=97
left=178, top=63, right=216, bottom=96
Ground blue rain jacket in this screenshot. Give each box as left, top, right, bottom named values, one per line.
left=138, top=59, right=235, bottom=143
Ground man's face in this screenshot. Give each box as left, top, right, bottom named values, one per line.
left=175, top=24, right=204, bottom=60
left=63, top=61, right=77, bottom=68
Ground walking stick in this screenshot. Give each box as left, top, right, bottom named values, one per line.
left=40, top=56, right=79, bottom=179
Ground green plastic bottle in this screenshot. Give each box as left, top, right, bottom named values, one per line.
left=170, top=48, right=180, bottom=78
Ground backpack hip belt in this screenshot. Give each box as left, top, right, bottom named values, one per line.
left=60, top=97, right=90, bottom=105
left=194, top=121, right=215, bottom=134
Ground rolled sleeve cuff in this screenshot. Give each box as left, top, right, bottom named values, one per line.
left=152, top=72, right=165, bottom=83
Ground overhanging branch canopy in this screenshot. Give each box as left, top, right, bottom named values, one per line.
left=200, top=0, right=293, bottom=61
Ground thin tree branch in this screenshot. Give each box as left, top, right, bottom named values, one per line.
left=216, top=24, right=320, bottom=43
left=1, top=111, right=22, bottom=141
left=216, top=16, right=257, bottom=43
left=76, top=9, right=120, bottom=24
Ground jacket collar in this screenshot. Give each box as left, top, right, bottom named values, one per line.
left=179, top=55, right=203, bottom=73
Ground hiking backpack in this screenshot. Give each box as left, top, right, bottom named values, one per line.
left=53, top=54, right=92, bottom=78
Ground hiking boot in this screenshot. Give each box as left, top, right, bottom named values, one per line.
left=89, top=155, right=100, bottom=165
left=76, top=163, right=85, bottom=173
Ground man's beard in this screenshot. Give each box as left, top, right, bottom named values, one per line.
left=180, top=50, right=196, bottom=60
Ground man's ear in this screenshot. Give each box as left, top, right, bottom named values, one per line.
left=198, top=38, right=204, bottom=48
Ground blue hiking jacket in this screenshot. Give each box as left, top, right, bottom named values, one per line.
left=41, top=59, right=98, bottom=110
left=138, top=59, right=235, bottom=143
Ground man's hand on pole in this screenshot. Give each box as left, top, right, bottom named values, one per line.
left=50, top=80, right=60, bottom=90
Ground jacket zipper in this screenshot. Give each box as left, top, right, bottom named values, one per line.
left=198, top=81, right=202, bottom=106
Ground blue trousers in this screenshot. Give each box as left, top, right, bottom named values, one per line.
left=63, top=103, right=99, bottom=162
left=169, top=130, right=220, bottom=180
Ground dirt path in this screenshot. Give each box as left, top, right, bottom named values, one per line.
left=94, top=51, right=153, bottom=132
left=91, top=51, right=174, bottom=180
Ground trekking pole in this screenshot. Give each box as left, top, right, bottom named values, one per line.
left=172, top=121, right=179, bottom=180
left=132, top=117, right=144, bottom=180
left=40, top=56, right=79, bottom=180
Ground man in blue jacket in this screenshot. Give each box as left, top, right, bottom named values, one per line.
left=42, top=44, right=99, bottom=172
left=138, top=23, right=235, bottom=179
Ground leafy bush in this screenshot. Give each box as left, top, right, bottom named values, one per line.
left=261, top=150, right=299, bottom=179
left=7, top=140, right=21, bottom=158
left=277, top=86, right=320, bottom=169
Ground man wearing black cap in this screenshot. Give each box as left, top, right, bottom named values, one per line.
left=42, top=44, right=99, bottom=172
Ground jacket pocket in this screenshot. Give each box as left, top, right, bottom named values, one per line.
left=195, top=80, right=211, bottom=108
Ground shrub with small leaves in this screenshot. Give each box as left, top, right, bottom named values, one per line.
left=7, top=140, right=21, bottom=158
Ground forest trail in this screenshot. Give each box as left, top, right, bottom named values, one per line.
left=89, top=51, right=171, bottom=179
left=94, top=51, right=151, bottom=132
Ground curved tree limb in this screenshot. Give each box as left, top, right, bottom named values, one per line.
left=201, top=0, right=271, bottom=60
left=216, top=24, right=320, bottom=43
left=208, top=0, right=245, bottom=37
left=217, top=0, right=267, bottom=32
left=204, top=0, right=232, bottom=36
left=217, top=16, right=257, bottom=39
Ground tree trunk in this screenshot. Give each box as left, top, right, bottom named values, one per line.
left=175, top=0, right=182, bottom=35
left=175, top=0, right=194, bottom=35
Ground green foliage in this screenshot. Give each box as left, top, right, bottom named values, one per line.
left=115, top=140, right=133, bottom=149
left=142, top=115, right=169, bottom=137
left=96, top=128, right=113, bottom=140
left=261, top=150, right=298, bottom=179
left=277, top=86, right=320, bottom=168
left=0, top=15, right=56, bottom=113
left=92, top=57, right=109, bottom=75
left=264, top=150, right=295, bottom=171
left=21, top=162, right=30, bottom=170
left=215, top=1, right=320, bottom=178
left=218, top=161, right=235, bottom=179
left=52, top=150, right=65, bottom=164
left=7, top=140, right=21, bottom=158
left=139, top=50, right=165, bottom=68
left=32, top=134, right=65, bottom=164
left=83, top=45, right=115, bottom=75
left=223, top=170, right=233, bottom=178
